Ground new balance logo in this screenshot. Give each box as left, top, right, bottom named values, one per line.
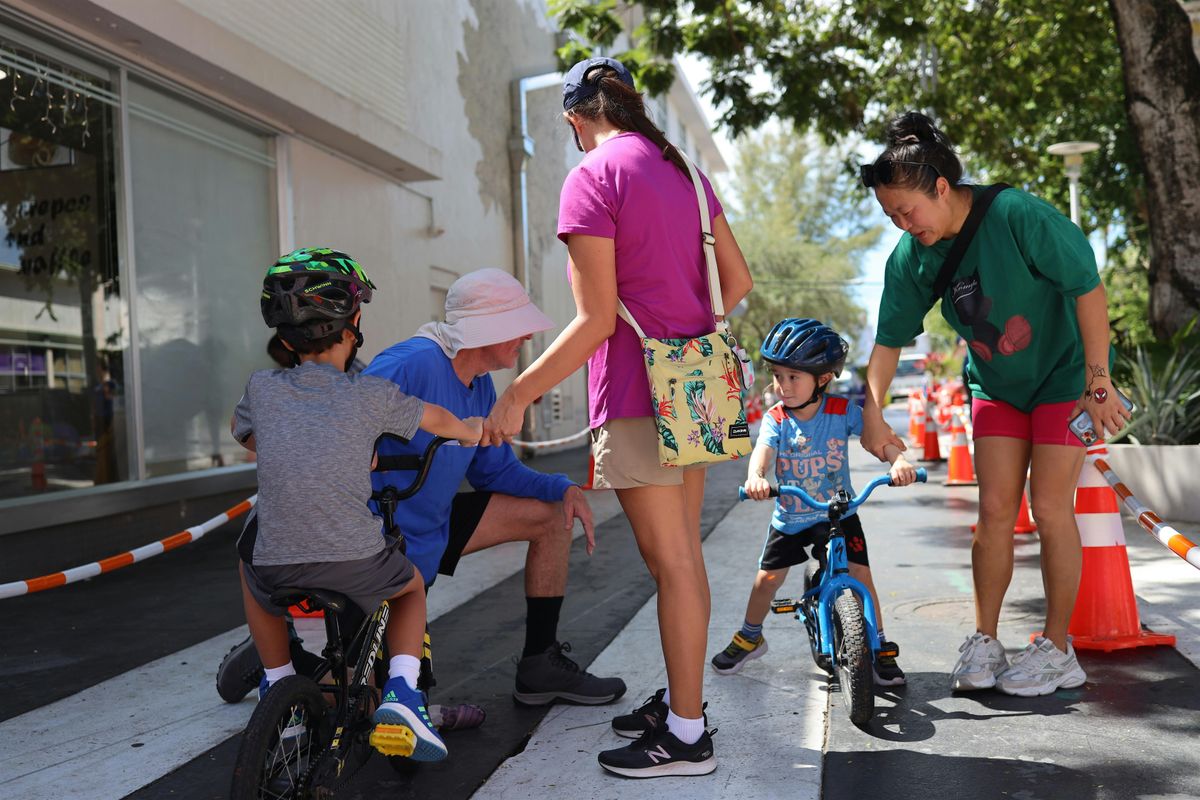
left=646, top=745, right=671, bottom=764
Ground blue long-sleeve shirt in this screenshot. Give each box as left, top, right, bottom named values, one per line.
left=364, top=337, right=574, bottom=582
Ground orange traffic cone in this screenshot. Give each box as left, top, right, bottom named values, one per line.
left=1067, top=442, right=1175, bottom=651
left=909, top=390, right=925, bottom=447
left=920, top=397, right=943, bottom=462
left=944, top=409, right=976, bottom=486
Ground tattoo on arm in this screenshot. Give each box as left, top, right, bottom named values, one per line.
left=1088, top=364, right=1107, bottom=380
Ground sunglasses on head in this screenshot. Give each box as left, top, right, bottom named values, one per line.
left=860, top=159, right=942, bottom=188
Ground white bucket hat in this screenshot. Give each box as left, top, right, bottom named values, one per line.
left=415, top=268, right=555, bottom=358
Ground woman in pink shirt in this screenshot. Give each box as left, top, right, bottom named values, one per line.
left=486, top=57, right=752, bottom=777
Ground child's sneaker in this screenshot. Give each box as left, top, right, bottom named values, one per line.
left=995, top=636, right=1087, bottom=697
left=873, top=641, right=906, bottom=686
left=598, top=725, right=717, bottom=778
left=950, top=632, right=1009, bottom=691
left=710, top=632, right=768, bottom=675
left=373, top=677, right=447, bottom=761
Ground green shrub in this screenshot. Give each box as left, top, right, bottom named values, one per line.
left=1111, top=336, right=1200, bottom=445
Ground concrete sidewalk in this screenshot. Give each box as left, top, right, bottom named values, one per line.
left=480, top=489, right=826, bottom=800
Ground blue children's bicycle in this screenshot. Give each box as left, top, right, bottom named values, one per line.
left=739, top=468, right=926, bottom=726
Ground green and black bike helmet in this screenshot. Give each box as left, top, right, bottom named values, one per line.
left=260, top=247, right=375, bottom=341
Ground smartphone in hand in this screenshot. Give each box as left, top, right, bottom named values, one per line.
left=1069, top=389, right=1135, bottom=445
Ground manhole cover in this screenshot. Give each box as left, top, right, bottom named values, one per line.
left=892, top=596, right=1037, bottom=623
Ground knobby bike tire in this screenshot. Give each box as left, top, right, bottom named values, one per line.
left=832, top=591, right=874, bottom=727
left=231, top=675, right=328, bottom=800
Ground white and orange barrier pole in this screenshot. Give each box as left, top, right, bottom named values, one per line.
left=0, top=496, right=257, bottom=601
left=1093, top=457, right=1200, bottom=571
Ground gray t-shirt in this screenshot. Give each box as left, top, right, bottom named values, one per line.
left=233, top=361, right=424, bottom=566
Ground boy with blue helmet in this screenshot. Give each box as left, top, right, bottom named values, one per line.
left=710, top=318, right=916, bottom=683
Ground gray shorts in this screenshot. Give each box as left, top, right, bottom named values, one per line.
left=242, top=536, right=416, bottom=617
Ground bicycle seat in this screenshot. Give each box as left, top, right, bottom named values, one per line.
left=269, top=587, right=349, bottom=614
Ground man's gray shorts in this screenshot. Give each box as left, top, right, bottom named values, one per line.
left=242, top=536, right=416, bottom=617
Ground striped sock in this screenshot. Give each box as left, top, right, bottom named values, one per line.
left=739, top=620, right=763, bottom=642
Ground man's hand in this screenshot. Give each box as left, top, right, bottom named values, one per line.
left=562, top=485, right=595, bottom=555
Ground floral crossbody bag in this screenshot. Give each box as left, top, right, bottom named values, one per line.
left=616, top=151, right=753, bottom=467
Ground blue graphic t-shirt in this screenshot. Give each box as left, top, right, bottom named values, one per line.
left=758, top=395, right=862, bottom=532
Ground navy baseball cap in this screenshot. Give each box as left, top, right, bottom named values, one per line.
left=562, top=57, right=635, bottom=110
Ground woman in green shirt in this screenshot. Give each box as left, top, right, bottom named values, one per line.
left=859, top=112, right=1130, bottom=698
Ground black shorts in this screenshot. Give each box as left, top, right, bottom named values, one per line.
left=759, top=513, right=869, bottom=571
left=436, top=491, right=494, bottom=577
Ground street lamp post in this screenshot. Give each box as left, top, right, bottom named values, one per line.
left=1047, top=141, right=1100, bottom=227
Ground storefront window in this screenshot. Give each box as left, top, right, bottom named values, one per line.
left=128, top=78, right=274, bottom=477
left=0, top=40, right=124, bottom=498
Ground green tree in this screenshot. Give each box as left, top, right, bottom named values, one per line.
left=725, top=126, right=881, bottom=369
left=550, top=0, right=1200, bottom=338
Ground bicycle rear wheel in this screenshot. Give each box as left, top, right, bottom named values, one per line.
left=231, top=675, right=328, bottom=800
left=832, top=591, right=873, bottom=726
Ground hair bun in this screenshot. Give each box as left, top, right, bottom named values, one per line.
left=886, top=111, right=953, bottom=150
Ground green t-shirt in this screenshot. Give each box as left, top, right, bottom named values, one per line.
left=876, top=186, right=1100, bottom=413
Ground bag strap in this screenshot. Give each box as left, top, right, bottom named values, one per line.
left=617, top=148, right=724, bottom=339
left=930, top=183, right=1010, bottom=304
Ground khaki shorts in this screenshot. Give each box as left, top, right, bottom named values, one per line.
left=589, top=416, right=706, bottom=490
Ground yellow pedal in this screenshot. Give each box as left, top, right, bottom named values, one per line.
left=369, top=724, right=416, bottom=757
left=771, top=602, right=798, bottom=614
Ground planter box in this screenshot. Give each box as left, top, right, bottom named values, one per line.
left=1105, top=444, right=1200, bottom=523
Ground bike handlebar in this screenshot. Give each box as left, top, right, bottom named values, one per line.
left=372, top=436, right=454, bottom=501
left=738, top=468, right=927, bottom=511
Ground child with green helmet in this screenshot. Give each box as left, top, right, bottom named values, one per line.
left=231, top=247, right=483, bottom=761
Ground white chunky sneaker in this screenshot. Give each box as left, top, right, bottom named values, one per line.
left=950, top=632, right=1009, bottom=691
left=996, top=636, right=1087, bottom=697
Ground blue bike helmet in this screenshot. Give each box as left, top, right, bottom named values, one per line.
left=761, top=318, right=849, bottom=375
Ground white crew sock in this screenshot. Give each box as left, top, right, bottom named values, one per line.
left=389, top=654, right=421, bottom=691
left=665, top=709, right=705, bottom=745
left=662, top=688, right=670, bottom=706
left=264, top=662, right=296, bottom=686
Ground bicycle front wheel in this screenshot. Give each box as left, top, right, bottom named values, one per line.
left=231, top=675, right=328, bottom=800
left=832, top=591, right=874, bottom=727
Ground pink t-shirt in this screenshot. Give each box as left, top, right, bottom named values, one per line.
left=558, top=132, right=724, bottom=429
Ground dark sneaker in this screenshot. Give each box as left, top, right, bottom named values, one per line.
left=873, top=641, right=906, bottom=686
left=611, top=688, right=667, bottom=739
left=610, top=689, right=709, bottom=739
left=216, top=636, right=264, bottom=703
left=513, top=642, right=627, bottom=706
left=710, top=632, right=768, bottom=675
left=598, top=726, right=717, bottom=778
left=216, top=634, right=324, bottom=703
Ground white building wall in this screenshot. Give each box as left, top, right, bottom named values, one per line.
left=11, top=0, right=726, bottom=450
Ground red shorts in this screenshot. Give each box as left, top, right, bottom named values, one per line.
left=971, top=398, right=1084, bottom=448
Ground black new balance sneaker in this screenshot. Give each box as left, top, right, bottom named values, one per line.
left=611, top=688, right=668, bottom=739
left=598, top=726, right=717, bottom=778
left=513, top=642, right=626, bottom=706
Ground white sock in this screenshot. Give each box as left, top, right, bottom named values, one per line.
left=264, top=662, right=296, bottom=686
left=662, top=688, right=670, bottom=706
left=389, top=654, right=421, bottom=692
left=665, top=709, right=704, bottom=745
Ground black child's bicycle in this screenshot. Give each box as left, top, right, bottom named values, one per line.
left=229, top=437, right=450, bottom=800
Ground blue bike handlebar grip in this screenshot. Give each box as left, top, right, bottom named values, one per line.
left=738, top=487, right=780, bottom=501
left=916, top=467, right=928, bottom=483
